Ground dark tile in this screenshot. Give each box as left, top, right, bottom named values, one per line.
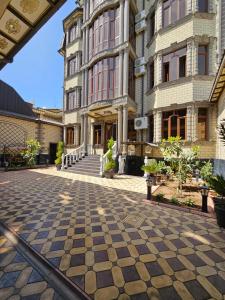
left=105, top=216, right=114, bottom=221
left=108, top=223, right=118, bottom=230
left=55, top=229, right=67, bottom=237
left=42, top=221, right=54, bottom=228
left=136, top=244, right=150, bottom=255
left=91, top=217, right=100, bottom=223
left=28, top=270, right=43, bottom=283
left=205, top=250, right=224, bottom=263
left=131, top=293, right=149, bottom=300
left=160, top=228, right=172, bottom=236
left=32, top=243, right=43, bottom=252
left=70, top=275, right=85, bottom=290
left=92, top=226, right=102, bottom=233
left=13, top=253, right=26, bottom=263
left=76, top=218, right=85, bottom=224
left=171, top=239, right=186, bottom=249
left=185, top=280, right=210, bottom=300
left=94, top=250, right=108, bottom=263
left=159, top=286, right=181, bottom=300
left=167, top=257, right=185, bottom=272
left=0, top=271, right=20, bottom=288
left=50, top=241, right=65, bottom=251
left=111, top=234, right=123, bottom=243
left=48, top=257, right=61, bottom=268
left=118, top=287, right=125, bottom=294
left=21, top=294, right=41, bottom=300
left=70, top=253, right=85, bottom=267
left=186, top=254, right=205, bottom=267
left=36, top=231, right=49, bottom=239
left=23, top=223, right=36, bottom=230
left=116, top=247, right=130, bottom=259
left=187, top=224, right=201, bottom=231
left=186, top=237, right=202, bottom=246
left=144, top=230, right=158, bottom=238
left=122, top=266, right=140, bottom=282
left=60, top=220, right=70, bottom=226
left=207, top=274, right=225, bottom=294
left=73, top=238, right=85, bottom=248
left=145, top=262, right=164, bottom=277
left=96, top=270, right=114, bottom=288
left=129, top=232, right=141, bottom=240
left=75, top=227, right=85, bottom=234
left=47, top=214, right=57, bottom=220
left=93, top=236, right=105, bottom=245
left=154, top=241, right=169, bottom=252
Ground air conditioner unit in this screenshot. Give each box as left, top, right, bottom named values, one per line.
left=135, top=10, right=146, bottom=23
left=135, top=20, right=147, bottom=34
left=134, top=117, right=148, bottom=130
left=135, top=57, right=145, bottom=68
left=135, top=65, right=146, bottom=77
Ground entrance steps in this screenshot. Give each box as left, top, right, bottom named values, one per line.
left=64, top=155, right=100, bottom=177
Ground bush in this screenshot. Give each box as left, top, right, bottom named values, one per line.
left=184, top=198, right=195, bottom=207
left=21, top=139, right=41, bottom=167
left=200, top=161, right=213, bottom=182
left=55, top=141, right=64, bottom=165
left=141, top=159, right=160, bottom=175
left=104, top=137, right=116, bottom=173
left=155, top=193, right=164, bottom=202
left=170, top=196, right=180, bottom=205
left=208, top=175, right=225, bottom=197
left=104, top=160, right=116, bottom=172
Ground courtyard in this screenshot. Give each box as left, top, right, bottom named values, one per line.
left=0, top=168, right=225, bottom=300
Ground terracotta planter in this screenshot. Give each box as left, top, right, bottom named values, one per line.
left=104, top=170, right=115, bottom=179
left=56, top=164, right=61, bottom=171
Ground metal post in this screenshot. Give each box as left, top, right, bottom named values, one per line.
left=147, top=185, right=152, bottom=200
left=202, top=195, right=208, bottom=213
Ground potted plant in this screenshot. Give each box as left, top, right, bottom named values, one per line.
left=104, top=137, right=116, bottom=179
left=55, top=141, right=64, bottom=171
left=141, top=159, right=160, bottom=185
left=208, top=175, right=225, bottom=228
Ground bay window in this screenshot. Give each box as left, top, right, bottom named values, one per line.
left=162, top=109, right=187, bottom=139
left=66, top=88, right=81, bottom=111
left=163, top=47, right=186, bottom=82
left=198, top=45, right=208, bottom=75
left=163, top=0, right=186, bottom=28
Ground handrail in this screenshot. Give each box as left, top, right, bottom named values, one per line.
left=100, top=142, right=117, bottom=176
left=61, top=143, right=85, bottom=170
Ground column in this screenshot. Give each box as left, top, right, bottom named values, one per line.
left=82, top=71, right=85, bottom=107
left=118, top=106, right=123, bottom=150
left=63, top=126, right=67, bottom=145
left=192, top=41, right=198, bottom=76
left=80, top=115, right=84, bottom=144
left=192, top=0, right=198, bottom=13
left=186, top=0, right=192, bottom=14
left=186, top=41, right=192, bottom=76
left=86, top=27, right=89, bottom=63
left=153, top=111, right=157, bottom=143
left=83, top=114, right=88, bottom=153
left=82, top=28, right=86, bottom=64
left=66, top=30, right=69, bottom=45
left=186, top=106, right=192, bottom=141
left=85, top=70, right=89, bottom=106
left=192, top=106, right=198, bottom=141
left=86, top=0, right=90, bottom=20
left=123, top=105, right=128, bottom=143
left=74, top=125, right=80, bottom=146
left=119, top=0, right=124, bottom=44
left=124, top=0, right=129, bottom=42
left=118, top=52, right=123, bottom=96
left=155, top=111, right=162, bottom=143
left=157, top=0, right=163, bottom=31
left=123, top=50, right=129, bottom=95
left=157, top=54, right=163, bottom=85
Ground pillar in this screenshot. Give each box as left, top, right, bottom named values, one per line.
left=187, top=106, right=192, bottom=142
left=155, top=111, right=162, bottom=143
left=74, top=125, right=80, bottom=146
left=192, top=106, right=198, bottom=141
left=192, top=41, right=198, bottom=76
left=119, top=0, right=124, bottom=44
left=63, top=126, right=67, bottom=145
left=123, top=50, right=129, bottom=95
left=124, top=0, right=129, bottom=42
left=80, top=115, right=84, bottom=145
left=157, top=0, right=163, bottom=31
left=118, top=106, right=123, bottom=150
left=118, top=52, right=123, bottom=96
left=186, top=41, right=192, bottom=76
left=157, top=54, right=163, bottom=85
left=123, top=105, right=128, bottom=142
left=83, top=114, right=88, bottom=153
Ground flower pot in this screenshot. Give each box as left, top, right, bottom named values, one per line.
left=56, top=164, right=61, bottom=171
left=104, top=170, right=114, bottom=179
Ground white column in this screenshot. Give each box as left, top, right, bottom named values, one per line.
left=82, top=28, right=86, bottom=64
left=186, top=106, right=192, bottom=142
left=192, top=106, right=198, bottom=141
left=124, top=0, right=129, bottom=42
left=63, top=126, right=67, bottom=145
left=119, top=0, right=124, bottom=44
left=186, top=41, right=192, bottom=76
left=192, top=41, right=198, bottom=76
left=157, top=54, right=163, bottom=85
left=118, top=52, right=123, bottom=96
left=153, top=111, right=157, bottom=143
left=74, top=125, right=79, bottom=146
left=123, top=50, right=129, bottom=95
left=80, top=115, right=84, bottom=144
left=157, top=0, right=163, bottom=31
left=83, top=114, right=88, bottom=153
left=123, top=105, right=128, bottom=142
left=118, top=106, right=123, bottom=150
left=155, top=111, right=162, bottom=143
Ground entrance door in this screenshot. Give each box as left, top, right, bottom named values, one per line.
left=49, top=143, right=57, bottom=164
left=104, top=123, right=116, bottom=151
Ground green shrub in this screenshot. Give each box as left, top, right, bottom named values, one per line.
left=21, top=139, right=41, bottom=167
left=141, top=159, right=160, bottom=174
left=104, top=160, right=116, bottom=172
left=184, top=198, right=195, bottom=207
left=200, top=161, right=213, bottom=182
left=170, top=196, right=180, bottom=205
left=155, top=193, right=164, bottom=202
left=208, top=175, right=225, bottom=197
left=55, top=141, right=64, bottom=165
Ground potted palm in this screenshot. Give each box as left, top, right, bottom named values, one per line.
left=208, top=175, right=225, bottom=228
left=141, top=159, right=160, bottom=185
left=55, top=141, right=64, bottom=171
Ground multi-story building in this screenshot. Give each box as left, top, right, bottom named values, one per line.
left=61, top=0, right=223, bottom=163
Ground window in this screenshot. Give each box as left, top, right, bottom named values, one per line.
left=163, top=0, right=186, bottom=28
left=149, top=115, right=154, bottom=143
left=149, top=12, right=155, bottom=40
left=68, top=56, right=77, bottom=76
left=66, top=128, right=74, bottom=145
left=94, top=125, right=102, bottom=145
left=198, top=45, right=208, bottom=75
left=129, top=9, right=136, bottom=51
left=198, top=108, right=207, bottom=140
left=162, top=47, right=186, bottom=82
left=148, top=62, right=155, bottom=90
left=128, top=57, right=135, bottom=100
left=162, top=109, right=187, bottom=139
left=198, top=0, right=208, bottom=12
left=69, top=23, right=77, bottom=43
left=66, top=89, right=81, bottom=110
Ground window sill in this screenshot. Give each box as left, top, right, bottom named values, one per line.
left=66, top=36, right=82, bottom=48
left=65, top=72, right=81, bottom=81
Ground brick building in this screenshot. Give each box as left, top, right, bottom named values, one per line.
left=60, top=0, right=224, bottom=162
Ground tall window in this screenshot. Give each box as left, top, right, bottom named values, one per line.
left=69, top=23, right=77, bottom=43
left=149, top=115, right=154, bottom=142
left=94, top=125, right=102, bottom=145
left=66, top=128, right=74, bottom=145
left=163, top=0, right=186, bottom=28
left=147, top=62, right=155, bottom=90
left=149, top=12, right=155, bottom=40
left=198, top=108, right=207, bottom=140
left=66, top=89, right=81, bottom=111
left=68, top=57, right=77, bottom=76
left=162, top=109, right=187, bottom=139
left=198, top=45, right=208, bottom=75
left=129, top=9, right=136, bottom=51
left=163, top=47, right=186, bottom=82
left=128, top=57, right=135, bottom=100
left=198, top=0, right=208, bottom=12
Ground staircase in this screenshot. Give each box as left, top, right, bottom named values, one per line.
left=64, top=155, right=100, bottom=177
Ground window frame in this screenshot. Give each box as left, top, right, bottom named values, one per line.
left=198, top=45, right=208, bottom=75
left=162, top=0, right=186, bottom=28
left=162, top=109, right=187, bottom=140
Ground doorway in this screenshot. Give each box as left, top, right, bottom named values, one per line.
left=49, top=143, right=57, bottom=164
left=104, top=123, right=116, bottom=151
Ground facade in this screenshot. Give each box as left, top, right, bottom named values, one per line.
left=61, top=0, right=223, bottom=161
left=0, top=80, right=63, bottom=165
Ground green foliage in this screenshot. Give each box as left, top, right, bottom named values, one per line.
left=200, top=161, right=213, bottom=182
left=218, top=119, right=225, bottom=146
left=141, top=159, right=160, bottom=174
left=155, top=193, right=164, bottom=202
left=170, top=196, right=180, bottom=205
left=158, top=160, right=173, bottom=176
left=21, top=139, right=41, bottom=167
left=184, top=198, right=195, bottom=207
left=104, top=160, right=116, bottom=172
left=104, top=137, right=116, bottom=172
left=160, top=136, right=199, bottom=192
left=55, top=141, right=64, bottom=165
left=208, top=175, right=225, bottom=197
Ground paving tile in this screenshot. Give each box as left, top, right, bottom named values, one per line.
left=70, top=253, right=85, bottom=267
left=96, top=270, right=114, bottom=289
left=185, top=280, right=210, bottom=300
left=158, top=286, right=181, bottom=300
left=145, top=261, right=164, bottom=277
left=116, top=247, right=130, bottom=259
left=122, top=265, right=140, bottom=282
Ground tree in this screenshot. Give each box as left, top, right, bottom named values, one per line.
left=21, top=139, right=41, bottom=167
left=55, top=141, right=64, bottom=165
left=218, top=119, right=225, bottom=146
left=160, top=137, right=199, bottom=192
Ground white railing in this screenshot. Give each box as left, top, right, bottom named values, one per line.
left=100, top=142, right=117, bottom=176
left=87, top=144, right=94, bottom=155
left=61, top=143, right=85, bottom=170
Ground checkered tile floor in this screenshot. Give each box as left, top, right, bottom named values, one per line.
left=0, top=169, right=225, bottom=300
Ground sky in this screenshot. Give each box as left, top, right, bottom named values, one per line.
left=0, top=0, right=76, bottom=109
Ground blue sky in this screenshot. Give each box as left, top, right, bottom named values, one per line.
left=0, top=0, right=75, bottom=109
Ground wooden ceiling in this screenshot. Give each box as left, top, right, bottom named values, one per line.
left=0, top=0, right=66, bottom=70
left=210, top=53, right=225, bottom=103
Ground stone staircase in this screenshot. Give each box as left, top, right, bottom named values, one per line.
left=64, top=155, right=100, bottom=177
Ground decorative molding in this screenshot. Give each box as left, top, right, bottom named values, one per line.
left=20, top=0, right=40, bottom=14
left=5, top=19, right=21, bottom=35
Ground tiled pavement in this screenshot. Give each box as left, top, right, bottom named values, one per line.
left=0, top=233, right=62, bottom=300
left=0, top=168, right=225, bottom=300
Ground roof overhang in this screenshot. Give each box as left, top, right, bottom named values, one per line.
left=0, top=0, right=66, bottom=70
left=209, top=52, right=225, bottom=103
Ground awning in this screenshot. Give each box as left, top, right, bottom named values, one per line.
left=209, top=52, right=225, bottom=103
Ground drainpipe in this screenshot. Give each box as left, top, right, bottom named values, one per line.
left=141, top=0, right=145, bottom=142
